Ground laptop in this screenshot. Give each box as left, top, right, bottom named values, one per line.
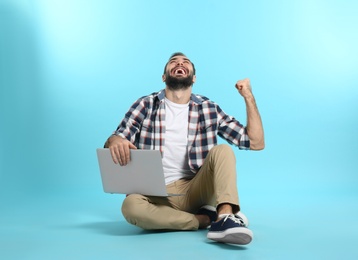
left=96, top=148, right=184, bottom=197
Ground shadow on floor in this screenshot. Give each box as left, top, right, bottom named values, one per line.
left=77, top=220, right=146, bottom=236
left=77, top=220, right=248, bottom=250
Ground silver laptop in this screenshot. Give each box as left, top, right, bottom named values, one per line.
left=96, top=148, right=184, bottom=197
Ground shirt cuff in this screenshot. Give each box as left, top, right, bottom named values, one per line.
left=113, top=132, right=126, bottom=139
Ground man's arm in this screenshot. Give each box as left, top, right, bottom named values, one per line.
left=235, top=78, right=265, bottom=150
left=104, top=98, right=146, bottom=165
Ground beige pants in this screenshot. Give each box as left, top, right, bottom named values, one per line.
left=121, top=144, right=240, bottom=230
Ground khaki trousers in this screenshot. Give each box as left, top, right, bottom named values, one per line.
left=121, top=144, right=240, bottom=230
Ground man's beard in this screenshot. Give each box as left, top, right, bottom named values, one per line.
left=164, top=73, right=194, bottom=91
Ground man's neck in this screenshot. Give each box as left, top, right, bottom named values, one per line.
left=165, top=86, right=192, bottom=104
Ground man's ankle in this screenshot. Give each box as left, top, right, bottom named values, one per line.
left=217, top=204, right=233, bottom=218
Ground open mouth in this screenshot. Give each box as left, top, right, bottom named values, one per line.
left=172, top=67, right=187, bottom=76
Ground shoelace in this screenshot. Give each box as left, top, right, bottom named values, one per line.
left=221, top=214, right=246, bottom=227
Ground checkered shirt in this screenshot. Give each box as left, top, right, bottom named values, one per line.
left=113, top=89, right=250, bottom=173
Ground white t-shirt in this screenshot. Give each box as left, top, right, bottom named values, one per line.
left=162, top=98, right=194, bottom=184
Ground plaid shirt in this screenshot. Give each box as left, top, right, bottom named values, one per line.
left=114, top=89, right=250, bottom=173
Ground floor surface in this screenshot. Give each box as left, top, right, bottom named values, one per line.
left=1, top=184, right=357, bottom=260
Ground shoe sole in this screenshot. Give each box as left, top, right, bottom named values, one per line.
left=207, top=227, right=253, bottom=245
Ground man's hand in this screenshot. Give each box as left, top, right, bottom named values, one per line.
left=235, top=78, right=253, bottom=99
left=106, top=135, right=137, bottom=165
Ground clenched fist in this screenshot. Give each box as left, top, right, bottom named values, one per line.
left=235, top=78, right=253, bottom=99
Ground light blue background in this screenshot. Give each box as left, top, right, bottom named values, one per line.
left=1, top=0, right=357, bottom=259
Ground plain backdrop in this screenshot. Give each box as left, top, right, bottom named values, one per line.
left=1, top=0, right=357, bottom=259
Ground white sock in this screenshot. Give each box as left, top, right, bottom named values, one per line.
left=218, top=213, right=232, bottom=219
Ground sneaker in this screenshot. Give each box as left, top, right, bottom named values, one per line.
left=235, top=211, right=249, bottom=227
left=196, top=205, right=217, bottom=224
left=207, top=214, right=253, bottom=245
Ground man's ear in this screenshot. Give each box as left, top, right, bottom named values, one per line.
left=192, top=75, right=196, bottom=83
left=162, top=74, right=166, bottom=82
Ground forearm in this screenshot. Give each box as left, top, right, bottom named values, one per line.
left=105, top=98, right=145, bottom=148
left=105, top=114, right=141, bottom=148
left=244, top=95, right=265, bottom=150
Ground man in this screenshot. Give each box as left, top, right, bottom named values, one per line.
left=104, top=52, right=264, bottom=245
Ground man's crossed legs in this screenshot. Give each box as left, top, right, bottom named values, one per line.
left=121, top=144, right=253, bottom=245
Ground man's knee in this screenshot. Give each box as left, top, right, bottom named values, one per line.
left=210, top=144, right=235, bottom=159
left=121, top=194, right=144, bottom=223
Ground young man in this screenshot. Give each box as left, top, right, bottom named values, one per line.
left=105, top=52, right=264, bottom=245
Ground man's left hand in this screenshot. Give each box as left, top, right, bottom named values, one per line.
left=235, top=78, right=253, bottom=99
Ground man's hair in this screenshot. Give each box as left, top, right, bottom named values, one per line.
left=163, top=52, right=196, bottom=75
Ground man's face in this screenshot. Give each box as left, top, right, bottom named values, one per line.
left=162, top=55, right=196, bottom=90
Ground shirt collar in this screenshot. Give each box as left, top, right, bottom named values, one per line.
left=156, top=89, right=203, bottom=105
